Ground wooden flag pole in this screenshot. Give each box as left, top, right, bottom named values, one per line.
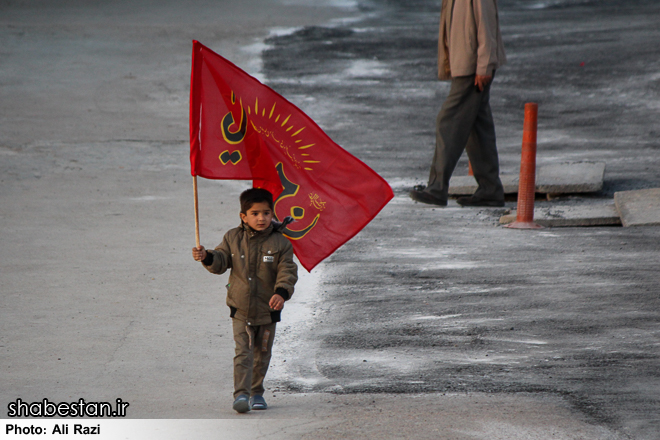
left=193, top=175, right=201, bottom=248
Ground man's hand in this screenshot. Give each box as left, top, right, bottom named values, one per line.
left=192, top=245, right=207, bottom=261
left=269, top=294, right=285, bottom=311
left=475, top=74, right=492, bottom=92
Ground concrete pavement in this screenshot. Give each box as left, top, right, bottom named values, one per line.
left=614, top=188, right=660, bottom=227
left=449, top=161, right=606, bottom=195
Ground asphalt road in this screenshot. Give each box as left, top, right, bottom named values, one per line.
left=262, top=1, right=660, bottom=438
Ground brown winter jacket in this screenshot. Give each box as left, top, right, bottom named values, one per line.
left=438, top=0, right=506, bottom=80
left=203, top=222, right=298, bottom=326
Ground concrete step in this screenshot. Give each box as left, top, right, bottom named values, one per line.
left=614, top=188, right=660, bottom=227
left=449, top=161, right=606, bottom=195
left=499, top=203, right=621, bottom=227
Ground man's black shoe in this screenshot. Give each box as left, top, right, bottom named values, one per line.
left=410, top=189, right=447, bottom=206
left=457, top=196, right=505, bottom=207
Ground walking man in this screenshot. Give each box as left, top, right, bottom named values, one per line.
left=411, top=0, right=506, bottom=207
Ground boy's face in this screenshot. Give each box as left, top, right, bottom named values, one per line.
left=240, top=201, right=273, bottom=231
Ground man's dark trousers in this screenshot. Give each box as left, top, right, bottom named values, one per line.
left=425, top=74, right=504, bottom=203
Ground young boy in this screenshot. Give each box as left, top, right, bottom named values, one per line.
left=192, top=188, right=298, bottom=413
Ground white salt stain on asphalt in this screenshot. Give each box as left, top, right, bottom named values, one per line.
left=326, top=349, right=535, bottom=373
left=496, top=339, right=549, bottom=345
left=386, top=177, right=425, bottom=190
left=412, top=314, right=464, bottom=320
left=420, top=261, right=480, bottom=269
left=345, top=59, right=390, bottom=78
left=386, top=248, right=455, bottom=258
left=269, top=258, right=329, bottom=389
left=331, top=350, right=432, bottom=372
left=268, top=27, right=304, bottom=38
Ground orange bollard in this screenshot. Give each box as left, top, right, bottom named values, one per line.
left=505, top=103, right=543, bottom=229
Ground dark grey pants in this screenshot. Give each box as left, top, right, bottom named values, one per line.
left=232, top=319, right=276, bottom=399
left=425, top=74, right=504, bottom=202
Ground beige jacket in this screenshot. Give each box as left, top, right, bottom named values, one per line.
left=438, top=0, right=506, bottom=80
left=204, top=223, right=298, bottom=326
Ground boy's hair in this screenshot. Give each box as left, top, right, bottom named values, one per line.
left=239, top=188, right=274, bottom=213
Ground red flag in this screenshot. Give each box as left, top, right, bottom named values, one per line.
left=190, top=40, right=393, bottom=271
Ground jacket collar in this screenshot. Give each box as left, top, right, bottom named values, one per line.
left=241, top=222, right=274, bottom=238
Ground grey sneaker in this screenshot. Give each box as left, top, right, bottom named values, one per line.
left=232, top=395, right=250, bottom=413
left=249, top=395, right=268, bottom=410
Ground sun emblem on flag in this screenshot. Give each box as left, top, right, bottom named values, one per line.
left=245, top=96, right=320, bottom=171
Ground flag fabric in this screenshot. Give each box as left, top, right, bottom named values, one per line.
left=189, top=40, right=393, bottom=271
